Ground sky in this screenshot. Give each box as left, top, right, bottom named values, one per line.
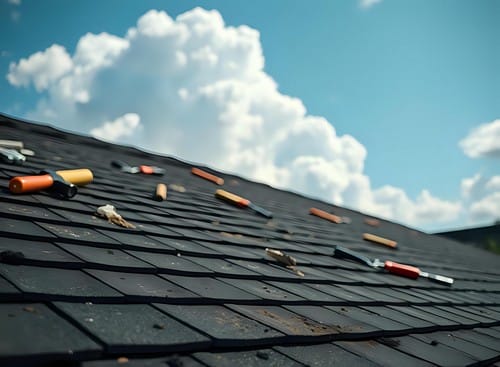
left=1, top=0, right=499, bottom=232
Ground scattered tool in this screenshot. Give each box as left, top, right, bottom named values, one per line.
left=266, top=248, right=304, bottom=277
left=111, top=160, right=165, bottom=175
left=153, top=183, right=167, bottom=201
left=169, top=184, right=186, bottom=193
left=215, top=189, right=273, bottom=218
left=9, top=168, right=93, bottom=198
left=96, top=205, right=135, bottom=229
left=364, top=218, right=381, bottom=227
left=0, top=140, right=35, bottom=156
left=191, top=167, right=224, bottom=185
left=0, top=147, right=26, bottom=164
left=332, top=245, right=454, bottom=285
left=363, top=233, right=397, bottom=249
left=310, top=207, right=351, bottom=224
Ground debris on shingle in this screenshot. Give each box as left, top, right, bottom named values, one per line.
left=23, top=306, right=36, bottom=313
left=364, top=218, right=381, bottom=227
left=266, top=248, right=296, bottom=267
left=96, top=205, right=136, bottom=229
left=265, top=248, right=304, bottom=277
left=363, top=232, right=397, bottom=249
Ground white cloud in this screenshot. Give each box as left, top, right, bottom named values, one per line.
left=459, top=119, right=500, bottom=158
left=359, top=0, right=383, bottom=9
left=90, top=113, right=141, bottom=142
left=461, top=174, right=500, bottom=224
left=7, top=44, right=73, bottom=91
left=8, top=0, right=21, bottom=5
left=7, top=8, right=462, bottom=230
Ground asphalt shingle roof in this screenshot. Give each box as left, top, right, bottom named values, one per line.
left=1, top=113, right=500, bottom=366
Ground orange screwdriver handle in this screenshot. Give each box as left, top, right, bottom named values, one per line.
left=192, top=167, right=224, bottom=185
left=384, top=261, right=420, bottom=279
left=140, top=165, right=153, bottom=174
left=215, top=189, right=250, bottom=207
left=9, top=174, right=54, bottom=194
left=310, top=207, right=342, bottom=224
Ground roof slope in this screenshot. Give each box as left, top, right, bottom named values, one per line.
left=1, top=114, right=500, bottom=367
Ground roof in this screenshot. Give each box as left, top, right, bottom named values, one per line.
left=1, top=113, right=500, bottom=367
left=437, top=224, right=500, bottom=254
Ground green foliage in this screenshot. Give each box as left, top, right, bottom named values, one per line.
left=485, top=238, right=500, bottom=255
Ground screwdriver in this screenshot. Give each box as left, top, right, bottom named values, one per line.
left=111, top=160, right=165, bottom=175
left=215, top=189, right=273, bottom=218
left=332, top=245, right=453, bottom=285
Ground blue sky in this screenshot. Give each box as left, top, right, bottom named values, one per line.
left=1, top=0, right=499, bottom=231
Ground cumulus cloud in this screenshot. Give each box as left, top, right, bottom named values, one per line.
left=459, top=119, right=500, bottom=158
left=7, top=45, right=73, bottom=91
left=90, top=113, right=142, bottom=142
left=461, top=174, right=500, bottom=223
left=7, top=7, right=462, bottom=229
left=359, top=0, right=383, bottom=9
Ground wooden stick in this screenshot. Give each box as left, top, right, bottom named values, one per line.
left=309, top=207, right=342, bottom=224
left=154, top=183, right=167, bottom=201
left=363, top=233, right=397, bottom=249
left=192, top=167, right=224, bottom=185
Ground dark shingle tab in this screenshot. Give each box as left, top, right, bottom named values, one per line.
left=0, top=264, right=122, bottom=300
left=156, top=304, right=285, bottom=346
left=54, top=302, right=210, bottom=353
left=0, top=303, right=102, bottom=361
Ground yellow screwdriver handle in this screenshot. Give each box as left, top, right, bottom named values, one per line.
left=56, top=169, right=93, bottom=186
left=215, top=189, right=249, bottom=207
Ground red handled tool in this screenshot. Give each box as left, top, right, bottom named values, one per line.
left=332, top=245, right=453, bottom=285
left=9, top=168, right=93, bottom=198
left=111, top=160, right=165, bottom=175
left=215, top=189, right=273, bottom=218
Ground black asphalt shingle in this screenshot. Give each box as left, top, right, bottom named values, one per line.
left=1, top=114, right=499, bottom=365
